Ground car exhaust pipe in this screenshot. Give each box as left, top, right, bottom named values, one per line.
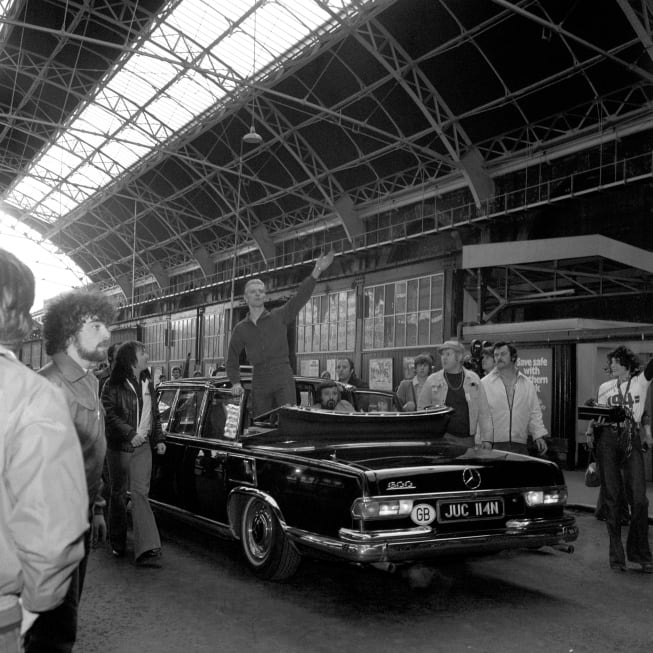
left=370, top=561, right=397, bottom=573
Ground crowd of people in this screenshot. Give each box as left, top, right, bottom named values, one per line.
left=1, top=247, right=168, bottom=652
left=2, top=244, right=652, bottom=652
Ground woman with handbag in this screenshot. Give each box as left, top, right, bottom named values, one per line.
left=586, top=346, right=653, bottom=573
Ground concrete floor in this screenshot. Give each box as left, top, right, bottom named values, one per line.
left=75, top=508, right=652, bottom=653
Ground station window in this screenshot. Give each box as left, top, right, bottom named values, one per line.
left=204, top=308, right=227, bottom=361
left=296, top=290, right=355, bottom=353
left=363, top=274, right=443, bottom=350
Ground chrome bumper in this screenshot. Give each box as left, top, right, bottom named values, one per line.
left=286, top=514, right=578, bottom=564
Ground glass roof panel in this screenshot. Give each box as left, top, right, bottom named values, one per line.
left=5, top=0, right=369, bottom=223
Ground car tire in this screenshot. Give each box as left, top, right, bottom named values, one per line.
left=240, top=496, right=301, bottom=581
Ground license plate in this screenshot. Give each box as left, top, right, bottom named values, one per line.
left=437, top=498, right=504, bottom=522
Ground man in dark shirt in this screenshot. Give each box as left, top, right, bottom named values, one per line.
left=417, top=340, right=492, bottom=449
left=227, top=251, right=334, bottom=418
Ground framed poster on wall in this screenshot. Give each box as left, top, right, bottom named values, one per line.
left=300, top=359, right=319, bottom=377
left=369, top=358, right=393, bottom=391
left=402, top=356, right=416, bottom=381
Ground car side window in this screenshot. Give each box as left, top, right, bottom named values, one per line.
left=157, top=388, right=177, bottom=431
left=169, top=389, right=205, bottom=435
left=201, top=390, right=241, bottom=440
left=295, top=381, right=315, bottom=407
left=355, top=391, right=401, bottom=412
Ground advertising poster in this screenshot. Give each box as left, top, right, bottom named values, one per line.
left=369, top=358, right=393, bottom=391
left=402, top=356, right=416, bottom=381
left=515, top=347, right=552, bottom=435
left=300, top=359, right=320, bottom=377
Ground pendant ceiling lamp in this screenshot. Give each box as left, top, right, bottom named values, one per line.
left=243, top=2, right=262, bottom=146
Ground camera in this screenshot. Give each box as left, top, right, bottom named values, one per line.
left=465, top=339, right=492, bottom=376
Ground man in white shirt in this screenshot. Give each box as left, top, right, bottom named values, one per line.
left=481, top=341, right=548, bottom=456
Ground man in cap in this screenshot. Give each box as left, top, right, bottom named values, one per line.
left=397, top=352, right=433, bottom=411
left=481, top=341, right=548, bottom=455
left=417, top=340, right=492, bottom=448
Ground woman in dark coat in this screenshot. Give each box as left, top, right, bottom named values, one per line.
left=102, top=341, right=166, bottom=566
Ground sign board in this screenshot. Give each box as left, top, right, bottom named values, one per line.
left=402, top=356, right=416, bottom=381
left=369, top=358, right=393, bottom=391
left=515, top=347, right=552, bottom=435
left=300, top=359, right=319, bottom=377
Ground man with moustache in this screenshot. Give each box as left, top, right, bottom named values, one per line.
left=313, top=380, right=355, bottom=411
left=481, top=341, right=548, bottom=456
left=25, top=291, right=114, bottom=653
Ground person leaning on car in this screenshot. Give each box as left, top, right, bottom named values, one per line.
left=417, top=340, right=492, bottom=448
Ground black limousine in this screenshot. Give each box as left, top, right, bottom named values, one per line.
left=151, top=375, right=578, bottom=580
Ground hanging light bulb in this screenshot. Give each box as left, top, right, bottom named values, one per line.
left=242, top=124, right=263, bottom=145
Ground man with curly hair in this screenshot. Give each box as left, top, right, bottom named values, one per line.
left=586, top=345, right=653, bottom=573
left=0, top=249, right=88, bottom=653
left=25, top=290, right=115, bottom=652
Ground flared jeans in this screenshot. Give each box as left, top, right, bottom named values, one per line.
left=595, top=426, right=651, bottom=567
left=107, top=443, right=161, bottom=560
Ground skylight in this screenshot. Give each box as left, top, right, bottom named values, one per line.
left=5, top=0, right=364, bottom=224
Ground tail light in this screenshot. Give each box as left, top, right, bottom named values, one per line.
left=523, top=488, right=567, bottom=506
left=351, top=498, right=414, bottom=520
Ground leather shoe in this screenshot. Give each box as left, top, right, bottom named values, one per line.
left=610, top=562, right=626, bottom=572
left=136, top=548, right=162, bottom=567
left=641, top=562, right=653, bottom=574
left=111, top=548, right=125, bottom=558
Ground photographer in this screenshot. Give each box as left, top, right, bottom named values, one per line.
left=586, top=346, right=653, bottom=573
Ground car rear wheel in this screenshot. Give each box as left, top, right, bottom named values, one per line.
left=240, top=496, right=301, bottom=581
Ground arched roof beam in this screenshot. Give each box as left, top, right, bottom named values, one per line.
left=491, top=0, right=653, bottom=85
left=615, top=0, right=653, bottom=64
left=348, top=17, right=493, bottom=207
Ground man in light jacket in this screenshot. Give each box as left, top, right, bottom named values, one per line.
left=481, top=341, right=548, bottom=455
left=0, top=248, right=87, bottom=653
left=417, top=340, right=492, bottom=448
left=28, top=289, right=115, bottom=652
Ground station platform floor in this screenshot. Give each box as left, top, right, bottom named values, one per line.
left=564, top=468, right=653, bottom=522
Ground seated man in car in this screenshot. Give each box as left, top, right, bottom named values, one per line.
left=313, top=380, right=355, bottom=412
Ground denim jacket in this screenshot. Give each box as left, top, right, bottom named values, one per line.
left=417, top=368, right=493, bottom=443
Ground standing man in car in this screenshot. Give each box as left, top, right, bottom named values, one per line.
left=417, top=340, right=492, bottom=449
left=26, top=290, right=115, bottom=652
left=227, top=251, right=334, bottom=419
